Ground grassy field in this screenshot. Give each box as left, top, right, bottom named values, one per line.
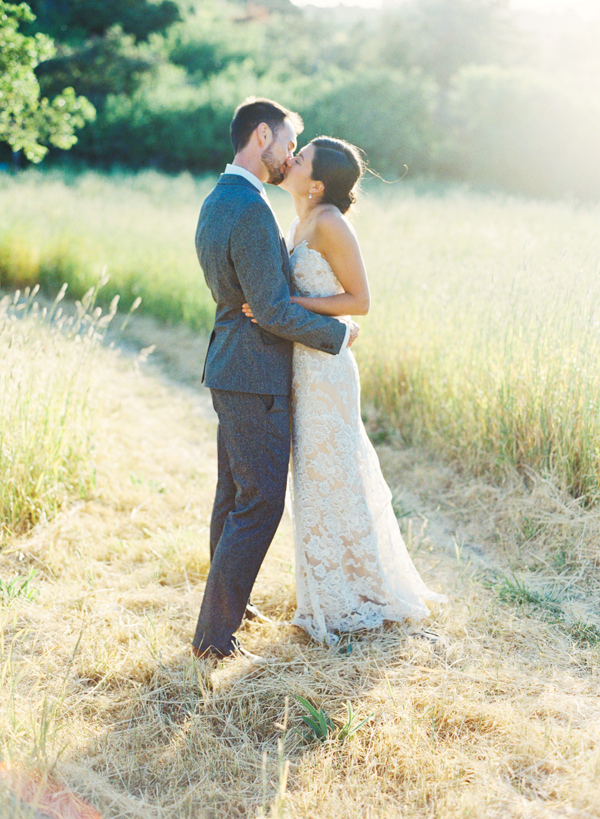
left=2, top=169, right=599, bottom=502
left=0, top=302, right=598, bottom=818
left=1, top=170, right=599, bottom=817
left=0, top=170, right=215, bottom=330
left=354, top=185, right=600, bottom=502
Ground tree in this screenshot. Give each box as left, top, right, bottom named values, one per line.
left=0, top=1, right=94, bottom=162
left=24, top=0, right=182, bottom=164
left=23, top=0, right=181, bottom=42
left=303, top=70, right=438, bottom=177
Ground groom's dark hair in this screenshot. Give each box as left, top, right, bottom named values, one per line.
left=230, top=97, right=303, bottom=154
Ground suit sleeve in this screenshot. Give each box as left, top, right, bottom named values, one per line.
left=230, top=200, right=346, bottom=355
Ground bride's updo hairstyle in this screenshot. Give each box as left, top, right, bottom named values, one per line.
left=310, top=137, right=363, bottom=214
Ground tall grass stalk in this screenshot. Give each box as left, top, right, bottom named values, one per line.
left=0, top=281, right=117, bottom=540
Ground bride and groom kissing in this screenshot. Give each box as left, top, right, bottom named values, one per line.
left=192, top=97, right=445, bottom=663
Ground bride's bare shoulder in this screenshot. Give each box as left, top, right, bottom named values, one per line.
left=314, top=206, right=358, bottom=250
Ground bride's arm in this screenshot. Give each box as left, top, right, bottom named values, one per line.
left=242, top=211, right=370, bottom=321
left=294, top=209, right=370, bottom=317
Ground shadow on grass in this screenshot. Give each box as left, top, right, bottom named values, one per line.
left=62, top=621, right=443, bottom=819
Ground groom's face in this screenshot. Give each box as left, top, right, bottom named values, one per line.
left=261, top=119, right=297, bottom=185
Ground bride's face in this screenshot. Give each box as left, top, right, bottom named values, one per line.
left=280, top=143, right=316, bottom=195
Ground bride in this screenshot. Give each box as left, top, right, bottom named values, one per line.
left=245, top=137, right=446, bottom=645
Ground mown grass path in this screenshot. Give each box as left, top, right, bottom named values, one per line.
left=1, top=315, right=599, bottom=819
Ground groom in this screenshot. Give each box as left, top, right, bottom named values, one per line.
left=192, top=97, right=357, bottom=660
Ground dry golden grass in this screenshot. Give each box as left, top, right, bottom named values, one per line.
left=1, top=316, right=599, bottom=819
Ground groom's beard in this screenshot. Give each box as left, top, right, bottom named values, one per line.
left=262, top=143, right=286, bottom=185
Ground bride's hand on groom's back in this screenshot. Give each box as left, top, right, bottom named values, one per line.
left=241, top=302, right=359, bottom=347
left=242, top=297, right=300, bottom=320
left=241, top=303, right=257, bottom=323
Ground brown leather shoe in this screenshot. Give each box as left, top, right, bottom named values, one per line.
left=191, top=645, right=227, bottom=661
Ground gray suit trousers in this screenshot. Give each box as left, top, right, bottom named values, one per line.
left=192, top=389, right=290, bottom=656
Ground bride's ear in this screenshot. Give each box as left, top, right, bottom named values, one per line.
left=309, top=180, right=325, bottom=197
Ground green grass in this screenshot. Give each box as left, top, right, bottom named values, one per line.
left=491, top=571, right=600, bottom=647
left=2, top=168, right=600, bottom=502
left=0, top=168, right=216, bottom=330
left=0, top=569, right=37, bottom=604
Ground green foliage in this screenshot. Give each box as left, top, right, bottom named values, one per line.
left=567, top=622, right=600, bottom=648
left=494, top=573, right=563, bottom=614
left=303, top=69, right=438, bottom=177
left=78, top=65, right=234, bottom=171
left=36, top=26, right=159, bottom=104
left=492, top=572, right=600, bottom=647
left=20, top=0, right=181, bottom=166
left=294, top=695, right=373, bottom=742
left=0, top=1, right=94, bottom=161
left=3, top=0, right=598, bottom=198
left=0, top=568, right=37, bottom=603
left=295, top=696, right=336, bottom=741
left=25, top=0, right=181, bottom=42
left=369, top=0, right=521, bottom=88
left=167, top=3, right=266, bottom=81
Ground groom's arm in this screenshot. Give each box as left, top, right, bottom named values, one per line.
left=230, top=200, right=348, bottom=354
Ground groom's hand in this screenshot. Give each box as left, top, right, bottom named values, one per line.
left=347, top=319, right=359, bottom=347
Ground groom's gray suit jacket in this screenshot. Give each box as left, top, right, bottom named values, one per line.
left=196, top=174, right=346, bottom=394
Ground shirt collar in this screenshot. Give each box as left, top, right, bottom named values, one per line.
left=224, top=164, right=264, bottom=193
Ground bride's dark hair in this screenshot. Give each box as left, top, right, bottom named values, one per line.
left=310, top=137, right=363, bottom=214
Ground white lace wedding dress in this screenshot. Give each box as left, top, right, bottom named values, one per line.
left=288, top=239, right=447, bottom=645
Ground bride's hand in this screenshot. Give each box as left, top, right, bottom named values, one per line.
left=241, top=303, right=257, bottom=323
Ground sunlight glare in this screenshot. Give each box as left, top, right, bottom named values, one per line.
left=290, top=0, right=598, bottom=13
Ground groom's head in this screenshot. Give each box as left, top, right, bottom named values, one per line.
left=231, top=97, right=303, bottom=185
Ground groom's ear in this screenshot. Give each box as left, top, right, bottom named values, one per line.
left=256, top=122, right=272, bottom=147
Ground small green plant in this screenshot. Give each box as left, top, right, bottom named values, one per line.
left=521, top=516, right=540, bottom=542
left=495, top=573, right=562, bottom=615
left=0, top=569, right=37, bottom=604
left=567, top=621, right=600, bottom=648
left=294, top=695, right=373, bottom=743
left=337, top=700, right=374, bottom=741
left=492, top=572, right=600, bottom=648
left=294, top=695, right=336, bottom=741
